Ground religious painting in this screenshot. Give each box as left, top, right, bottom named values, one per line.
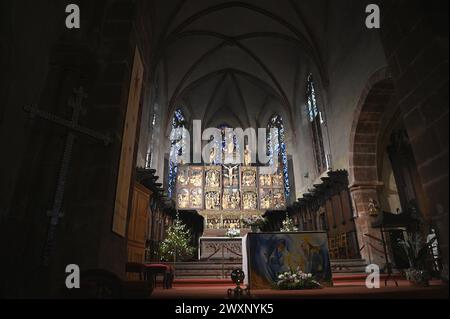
left=205, top=166, right=221, bottom=188
left=259, top=174, right=272, bottom=187
left=177, top=166, right=189, bottom=186
left=259, top=189, right=272, bottom=210
left=222, top=189, right=241, bottom=210
left=205, top=191, right=221, bottom=210
left=273, top=189, right=286, bottom=210
left=222, top=164, right=239, bottom=187
left=242, top=191, right=258, bottom=210
left=245, top=232, right=332, bottom=289
left=272, top=172, right=284, bottom=187
left=190, top=187, right=203, bottom=209
left=177, top=188, right=189, bottom=209
left=189, top=167, right=203, bottom=187
left=241, top=167, right=257, bottom=188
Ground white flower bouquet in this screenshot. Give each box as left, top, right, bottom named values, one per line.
left=225, top=228, right=240, bottom=238
left=275, top=267, right=322, bottom=290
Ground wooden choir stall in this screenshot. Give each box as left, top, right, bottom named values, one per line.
left=125, top=168, right=176, bottom=290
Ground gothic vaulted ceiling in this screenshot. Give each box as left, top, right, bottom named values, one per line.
left=151, top=0, right=329, bottom=131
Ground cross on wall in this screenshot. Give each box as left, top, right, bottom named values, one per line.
left=24, top=87, right=111, bottom=266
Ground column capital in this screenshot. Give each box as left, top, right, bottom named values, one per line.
left=349, top=181, right=384, bottom=192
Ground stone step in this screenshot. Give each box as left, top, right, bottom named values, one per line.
left=330, top=259, right=368, bottom=274
left=164, top=259, right=369, bottom=279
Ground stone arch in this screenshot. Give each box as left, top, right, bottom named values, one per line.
left=348, top=67, right=398, bottom=267
left=349, top=67, right=394, bottom=186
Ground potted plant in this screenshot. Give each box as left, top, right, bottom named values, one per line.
left=397, top=232, right=435, bottom=286
left=243, top=215, right=266, bottom=232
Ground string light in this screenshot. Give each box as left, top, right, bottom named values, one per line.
left=268, top=115, right=290, bottom=199
left=168, top=108, right=186, bottom=198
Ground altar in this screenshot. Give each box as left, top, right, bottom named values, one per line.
left=198, top=237, right=243, bottom=260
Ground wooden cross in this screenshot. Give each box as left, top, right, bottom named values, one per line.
left=24, top=87, right=111, bottom=266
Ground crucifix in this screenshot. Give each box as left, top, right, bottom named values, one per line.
left=24, top=87, right=111, bottom=266
left=223, top=164, right=239, bottom=187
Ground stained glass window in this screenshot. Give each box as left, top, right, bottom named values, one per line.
left=267, top=115, right=290, bottom=198
left=145, top=113, right=158, bottom=169
left=168, top=108, right=186, bottom=198
left=307, top=74, right=327, bottom=174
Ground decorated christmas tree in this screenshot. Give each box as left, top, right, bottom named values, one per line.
left=160, top=213, right=195, bottom=262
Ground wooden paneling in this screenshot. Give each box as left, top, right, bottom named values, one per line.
left=113, top=48, right=144, bottom=237
left=127, top=183, right=151, bottom=280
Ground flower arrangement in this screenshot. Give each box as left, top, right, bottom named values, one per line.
left=275, top=268, right=322, bottom=290
left=242, top=215, right=266, bottom=227
left=225, top=228, right=240, bottom=238
left=280, top=213, right=298, bottom=232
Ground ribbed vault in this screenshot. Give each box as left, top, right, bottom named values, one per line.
left=151, top=0, right=329, bottom=136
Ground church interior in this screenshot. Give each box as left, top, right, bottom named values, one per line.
left=0, top=0, right=448, bottom=300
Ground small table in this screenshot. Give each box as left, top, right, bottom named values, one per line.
left=143, top=264, right=174, bottom=289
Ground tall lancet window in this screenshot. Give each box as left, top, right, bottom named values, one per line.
left=168, top=108, right=186, bottom=198
left=307, top=74, right=327, bottom=174
left=267, top=115, right=290, bottom=198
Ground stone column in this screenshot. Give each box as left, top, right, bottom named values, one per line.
left=350, top=184, right=386, bottom=268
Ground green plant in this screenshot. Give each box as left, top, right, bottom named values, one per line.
left=159, top=213, right=195, bottom=262
left=397, top=232, right=435, bottom=270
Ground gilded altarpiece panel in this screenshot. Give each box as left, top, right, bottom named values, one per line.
left=241, top=167, right=258, bottom=210
left=204, top=166, right=221, bottom=211
left=176, top=166, right=204, bottom=210
left=259, top=170, right=286, bottom=210
left=222, top=165, right=240, bottom=210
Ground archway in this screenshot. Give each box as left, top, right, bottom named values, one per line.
left=349, top=68, right=436, bottom=272
left=349, top=68, right=396, bottom=267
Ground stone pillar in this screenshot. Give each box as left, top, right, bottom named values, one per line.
left=350, top=184, right=386, bottom=268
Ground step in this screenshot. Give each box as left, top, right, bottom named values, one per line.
left=166, top=274, right=405, bottom=287
left=161, top=258, right=369, bottom=279
left=330, top=259, right=368, bottom=274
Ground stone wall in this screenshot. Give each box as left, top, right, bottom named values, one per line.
left=379, top=0, right=449, bottom=279
left=0, top=0, right=155, bottom=297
